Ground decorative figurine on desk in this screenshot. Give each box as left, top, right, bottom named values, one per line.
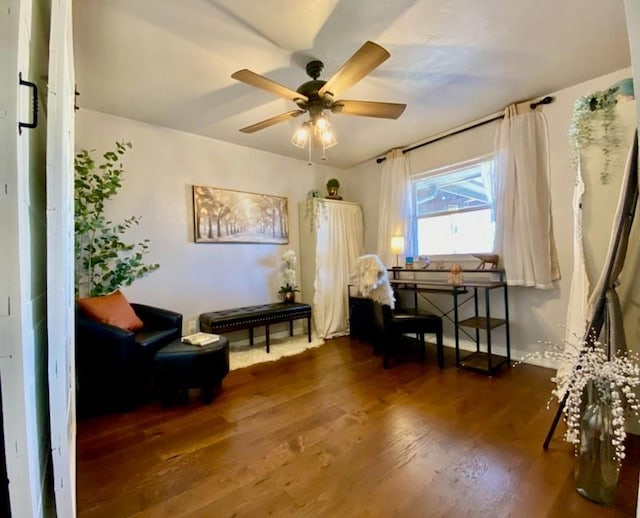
left=473, top=253, right=499, bottom=270
left=417, top=255, right=431, bottom=269
left=448, top=263, right=464, bottom=284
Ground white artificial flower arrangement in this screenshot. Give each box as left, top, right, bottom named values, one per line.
left=279, top=249, right=299, bottom=295
left=525, top=339, right=640, bottom=466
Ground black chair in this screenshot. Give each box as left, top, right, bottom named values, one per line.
left=76, top=303, right=182, bottom=415
left=372, top=302, right=444, bottom=369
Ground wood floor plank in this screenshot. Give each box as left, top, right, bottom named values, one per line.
left=77, top=337, right=639, bottom=517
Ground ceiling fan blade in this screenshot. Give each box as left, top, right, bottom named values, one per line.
left=239, top=110, right=305, bottom=133
left=332, top=100, right=406, bottom=119
left=318, top=41, right=390, bottom=98
left=231, top=69, right=308, bottom=103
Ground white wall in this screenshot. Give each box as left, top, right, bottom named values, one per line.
left=344, top=67, right=635, bottom=364
left=75, top=109, right=341, bottom=337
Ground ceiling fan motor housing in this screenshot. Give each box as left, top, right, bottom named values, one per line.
left=296, top=79, right=333, bottom=110
left=295, top=60, right=336, bottom=111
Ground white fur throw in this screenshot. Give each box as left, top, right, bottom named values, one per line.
left=350, top=254, right=395, bottom=309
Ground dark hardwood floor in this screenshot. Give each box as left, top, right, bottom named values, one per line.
left=77, top=337, right=639, bottom=517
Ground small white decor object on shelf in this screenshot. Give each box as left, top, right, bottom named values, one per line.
left=182, top=332, right=220, bottom=346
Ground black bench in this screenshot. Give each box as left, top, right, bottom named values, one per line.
left=199, top=302, right=312, bottom=353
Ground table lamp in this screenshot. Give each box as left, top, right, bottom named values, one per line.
left=390, top=236, right=405, bottom=269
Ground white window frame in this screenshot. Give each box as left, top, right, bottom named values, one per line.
left=410, top=154, right=495, bottom=260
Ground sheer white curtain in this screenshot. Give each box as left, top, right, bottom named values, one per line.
left=555, top=158, right=590, bottom=395
left=376, top=148, right=412, bottom=267
left=493, top=105, right=560, bottom=288
left=313, top=201, right=364, bottom=338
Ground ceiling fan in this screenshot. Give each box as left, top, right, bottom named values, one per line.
left=230, top=41, right=406, bottom=139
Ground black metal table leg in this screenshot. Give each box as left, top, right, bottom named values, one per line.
left=453, top=289, right=460, bottom=367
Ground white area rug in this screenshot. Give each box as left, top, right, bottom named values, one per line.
left=229, top=334, right=325, bottom=370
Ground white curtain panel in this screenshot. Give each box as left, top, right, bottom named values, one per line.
left=313, top=202, right=364, bottom=338
left=555, top=159, right=590, bottom=396
left=376, top=148, right=412, bottom=267
left=493, top=106, right=560, bottom=288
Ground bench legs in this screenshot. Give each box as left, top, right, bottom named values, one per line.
left=264, top=317, right=311, bottom=353
left=214, top=315, right=312, bottom=353
left=266, top=324, right=270, bottom=353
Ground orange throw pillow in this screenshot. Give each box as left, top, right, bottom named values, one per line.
left=77, top=290, right=144, bottom=331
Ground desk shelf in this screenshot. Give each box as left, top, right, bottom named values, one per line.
left=458, top=316, right=506, bottom=330
left=459, top=351, right=509, bottom=375
left=388, top=267, right=511, bottom=375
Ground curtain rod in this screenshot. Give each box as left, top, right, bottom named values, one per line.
left=376, top=96, right=554, bottom=164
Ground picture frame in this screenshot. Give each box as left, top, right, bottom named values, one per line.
left=193, top=185, right=289, bottom=244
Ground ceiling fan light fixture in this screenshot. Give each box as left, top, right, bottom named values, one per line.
left=311, top=113, right=337, bottom=149
left=291, top=122, right=310, bottom=148
left=319, top=127, right=337, bottom=149
left=314, top=114, right=329, bottom=131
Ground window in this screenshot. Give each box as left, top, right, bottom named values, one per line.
left=412, top=156, right=495, bottom=256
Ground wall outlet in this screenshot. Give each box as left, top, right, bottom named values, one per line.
left=187, top=320, right=197, bottom=334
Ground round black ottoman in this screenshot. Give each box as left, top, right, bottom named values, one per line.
left=154, top=335, right=229, bottom=405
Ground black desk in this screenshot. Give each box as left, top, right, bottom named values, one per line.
left=389, top=271, right=510, bottom=375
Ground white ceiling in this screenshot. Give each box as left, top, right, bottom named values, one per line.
left=73, top=0, right=631, bottom=169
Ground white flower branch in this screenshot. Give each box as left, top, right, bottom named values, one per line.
left=520, top=338, right=640, bottom=466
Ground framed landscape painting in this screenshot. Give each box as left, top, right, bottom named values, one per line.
left=193, top=185, right=289, bottom=244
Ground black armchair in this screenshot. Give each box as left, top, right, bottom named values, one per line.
left=76, top=303, right=182, bottom=415
left=372, top=302, right=443, bottom=369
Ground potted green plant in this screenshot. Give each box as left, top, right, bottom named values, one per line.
left=325, top=178, right=342, bottom=199
left=569, top=86, right=622, bottom=184
left=75, top=141, right=159, bottom=297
